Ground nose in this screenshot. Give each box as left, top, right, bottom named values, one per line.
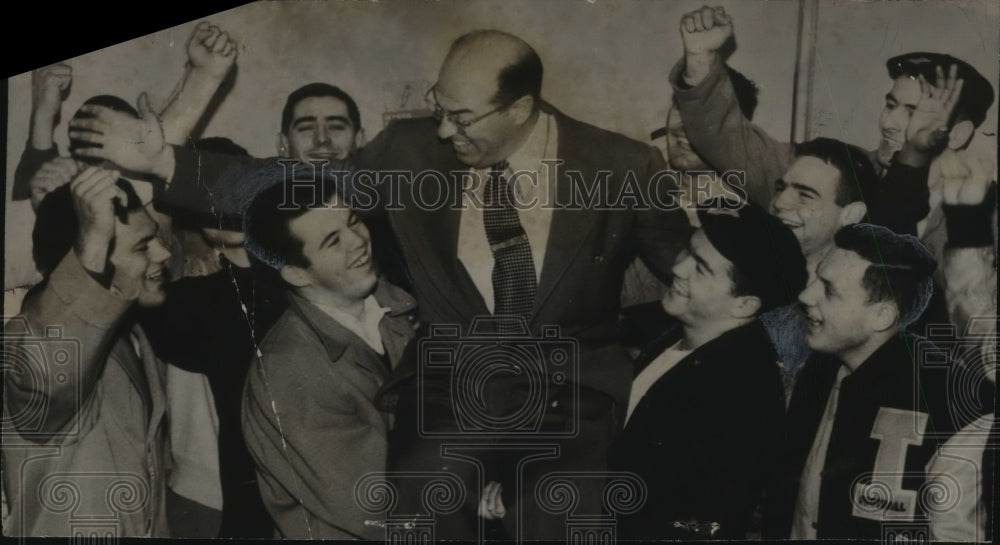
left=671, top=249, right=693, bottom=278
left=798, top=276, right=818, bottom=306
left=437, top=116, right=458, bottom=140
left=882, top=108, right=906, bottom=134
left=771, top=188, right=793, bottom=213
left=315, top=124, right=330, bottom=145
left=151, top=237, right=172, bottom=265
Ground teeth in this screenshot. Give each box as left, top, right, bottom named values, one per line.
left=353, top=254, right=370, bottom=268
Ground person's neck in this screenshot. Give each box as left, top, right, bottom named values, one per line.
left=297, top=286, right=368, bottom=321
left=497, top=110, right=541, bottom=165
left=836, top=330, right=895, bottom=372
left=680, top=316, right=752, bottom=352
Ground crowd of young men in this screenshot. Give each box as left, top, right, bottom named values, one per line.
left=3, top=4, right=996, bottom=541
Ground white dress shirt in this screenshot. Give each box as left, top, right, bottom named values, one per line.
left=314, top=294, right=390, bottom=355
left=457, top=112, right=557, bottom=313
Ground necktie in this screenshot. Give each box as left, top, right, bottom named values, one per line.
left=483, top=160, right=537, bottom=330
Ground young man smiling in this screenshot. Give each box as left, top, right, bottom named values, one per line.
left=763, top=223, right=993, bottom=539
left=239, top=166, right=417, bottom=540
left=4, top=170, right=173, bottom=536
left=610, top=201, right=807, bottom=540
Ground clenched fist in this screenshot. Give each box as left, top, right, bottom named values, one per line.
left=680, top=6, right=733, bottom=56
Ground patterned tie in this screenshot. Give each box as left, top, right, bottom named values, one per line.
left=483, top=160, right=537, bottom=330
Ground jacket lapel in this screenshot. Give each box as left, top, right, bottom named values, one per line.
left=110, top=328, right=152, bottom=424
left=532, top=104, right=601, bottom=319
left=395, top=179, right=489, bottom=324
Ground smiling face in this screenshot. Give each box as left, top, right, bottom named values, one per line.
left=770, top=156, right=850, bottom=260
left=661, top=229, right=743, bottom=327
left=282, top=95, right=358, bottom=163
left=666, top=105, right=710, bottom=172
left=798, top=247, right=889, bottom=365
left=109, top=208, right=172, bottom=308
left=432, top=53, right=527, bottom=169
left=876, top=76, right=922, bottom=169
left=284, top=202, right=377, bottom=306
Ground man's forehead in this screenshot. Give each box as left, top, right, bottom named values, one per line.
left=288, top=205, right=351, bottom=240
left=437, top=56, right=502, bottom=109
left=888, top=76, right=922, bottom=103
left=786, top=157, right=840, bottom=193
left=292, top=95, right=350, bottom=120
left=819, top=248, right=868, bottom=283
left=116, top=208, right=157, bottom=244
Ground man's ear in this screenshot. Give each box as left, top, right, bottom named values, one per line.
left=354, top=128, right=367, bottom=150
left=277, top=132, right=290, bottom=157
left=871, top=301, right=898, bottom=332
left=839, top=201, right=868, bottom=226
left=947, top=120, right=974, bottom=150
left=280, top=265, right=311, bottom=288
left=508, top=95, right=535, bottom=125
left=731, top=294, right=761, bottom=319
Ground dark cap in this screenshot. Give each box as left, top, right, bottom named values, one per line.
left=886, top=52, right=995, bottom=128
left=697, top=200, right=808, bottom=313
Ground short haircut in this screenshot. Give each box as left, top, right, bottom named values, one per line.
left=833, top=223, right=937, bottom=327
left=69, top=95, right=139, bottom=165
left=887, top=52, right=995, bottom=128
left=725, top=65, right=760, bottom=120
left=793, top=137, right=879, bottom=207
left=242, top=162, right=353, bottom=270
left=451, top=30, right=543, bottom=107
left=32, top=178, right=144, bottom=277
left=280, top=83, right=361, bottom=134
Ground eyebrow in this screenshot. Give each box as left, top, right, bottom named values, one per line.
left=292, top=114, right=353, bottom=128
left=431, top=88, right=473, bottom=116
left=690, top=245, right=715, bottom=275
left=788, top=181, right=821, bottom=198
left=132, top=235, right=156, bottom=252
left=886, top=91, right=917, bottom=108
left=320, top=228, right=340, bottom=249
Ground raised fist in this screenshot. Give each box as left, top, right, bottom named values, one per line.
left=31, top=63, right=72, bottom=119
left=187, top=21, right=237, bottom=79
left=680, top=6, right=734, bottom=56
left=70, top=166, right=125, bottom=274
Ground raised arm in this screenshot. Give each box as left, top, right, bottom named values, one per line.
left=5, top=167, right=134, bottom=438
left=12, top=64, right=73, bottom=200
left=670, top=6, right=792, bottom=207
left=159, top=22, right=238, bottom=145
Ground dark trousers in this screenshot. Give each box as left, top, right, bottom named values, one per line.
left=386, top=373, right=618, bottom=541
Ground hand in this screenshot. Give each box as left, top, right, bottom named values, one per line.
left=70, top=166, right=125, bottom=274
left=478, top=481, right=506, bottom=520
left=935, top=147, right=992, bottom=206
left=680, top=6, right=733, bottom=56
left=31, top=63, right=72, bottom=120
left=905, top=64, right=964, bottom=154
left=186, top=21, right=237, bottom=79
left=68, top=93, right=170, bottom=175
left=29, top=157, right=80, bottom=211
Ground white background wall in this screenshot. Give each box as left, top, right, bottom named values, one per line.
left=5, top=0, right=998, bottom=294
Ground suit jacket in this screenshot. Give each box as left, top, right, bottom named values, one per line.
left=2, top=252, right=170, bottom=537
left=357, top=103, right=691, bottom=414
left=610, top=319, right=786, bottom=539
left=241, top=280, right=418, bottom=540
left=160, top=103, right=690, bottom=414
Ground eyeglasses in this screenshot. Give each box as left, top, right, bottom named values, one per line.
left=424, top=85, right=516, bottom=130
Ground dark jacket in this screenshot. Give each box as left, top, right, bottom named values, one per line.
left=763, top=332, right=993, bottom=539
left=610, top=319, right=786, bottom=540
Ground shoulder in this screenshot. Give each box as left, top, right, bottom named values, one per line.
left=547, top=104, right=662, bottom=167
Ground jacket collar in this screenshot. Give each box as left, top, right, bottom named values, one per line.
left=288, top=279, right=417, bottom=363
